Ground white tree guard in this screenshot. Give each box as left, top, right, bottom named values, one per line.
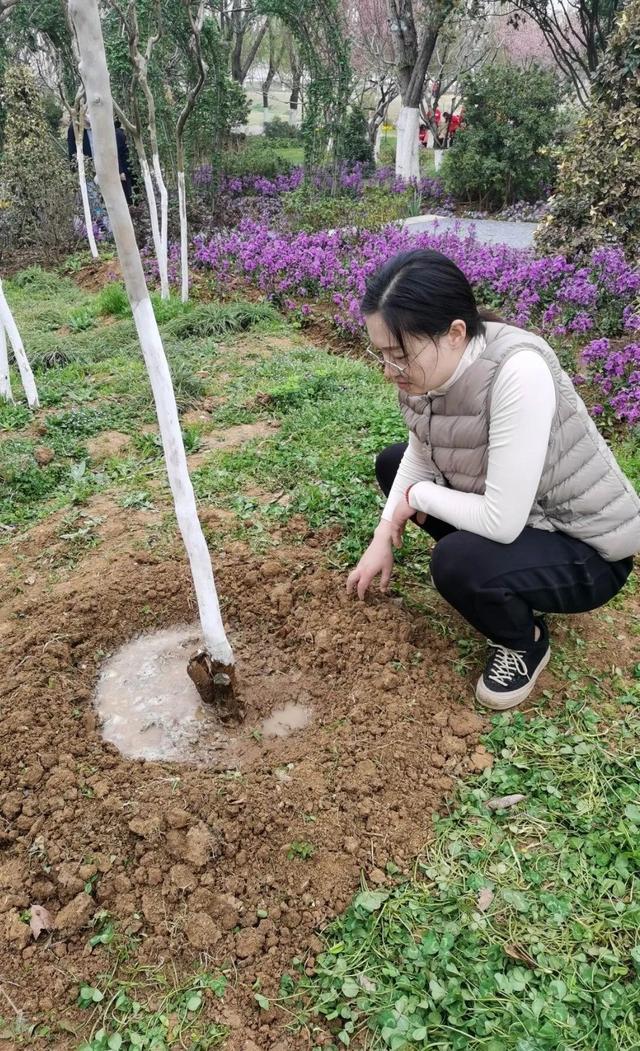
left=0, top=280, right=39, bottom=409
left=68, top=0, right=233, bottom=665
left=139, top=154, right=169, bottom=299
left=373, top=126, right=381, bottom=163
left=177, top=170, right=189, bottom=304
left=396, top=105, right=420, bottom=181
left=0, top=323, right=13, bottom=402
left=151, top=149, right=169, bottom=300
left=73, top=119, right=99, bottom=259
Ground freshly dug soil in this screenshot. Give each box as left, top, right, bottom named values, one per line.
left=0, top=503, right=634, bottom=1048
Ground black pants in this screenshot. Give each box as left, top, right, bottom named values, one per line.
left=377, top=444, right=633, bottom=650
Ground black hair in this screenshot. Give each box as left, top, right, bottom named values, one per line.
left=361, top=248, right=491, bottom=354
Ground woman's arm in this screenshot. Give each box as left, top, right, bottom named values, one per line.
left=381, top=432, right=436, bottom=523
left=407, top=351, right=557, bottom=543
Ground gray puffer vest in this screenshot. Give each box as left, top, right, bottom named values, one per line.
left=398, top=322, right=640, bottom=562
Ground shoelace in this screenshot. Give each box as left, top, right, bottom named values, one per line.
left=487, top=644, right=529, bottom=687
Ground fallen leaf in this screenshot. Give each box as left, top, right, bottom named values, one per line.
left=486, top=794, right=526, bottom=811
left=30, top=904, right=54, bottom=940
left=504, top=943, right=537, bottom=967
left=477, top=887, right=494, bottom=912
left=358, top=973, right=377, bottom=993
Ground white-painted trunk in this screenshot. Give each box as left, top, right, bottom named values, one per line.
left=75, top=127, right=99, bottom=259
left=433, top=148, right=444, bottom=172
left=396, top=105, right=420, bottom=182
left=178, top=170, right=188, bottom=304
left=373, top=126, right=381, bottom=163
left=263, top=107, right=270, bottom=123
left=0, top=280, right=39, bottom=409
left=0, top=324, right=13, bottom=403
left=151, top=149, right=169, bottom=301
left=289, top=107, right=301, bottom=127
left=140, top=155, right=169, bottom=300
left=69, top=0, right=233, bottom=665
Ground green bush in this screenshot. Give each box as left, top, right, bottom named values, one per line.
left=0, top=66, right=75, bottom=251
left=536, top=0, right=640, bottom=258
left=342, top=107, right=374, bottom=171
left=220, top=143, right=293, bottom=180
left=264, top=117, right=302, bottom=142
left=441, top=64, right=561, bottom=209
left=282, top=186, right=416, bottom=233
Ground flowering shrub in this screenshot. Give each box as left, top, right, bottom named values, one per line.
left=193, top=220, right=639, bottom=426
left=578, top=338, right=640, bottom=426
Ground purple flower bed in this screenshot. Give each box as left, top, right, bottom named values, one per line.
left=191, top=162, right=457, bottom=215
left=193, top=220, right=640, bottom=427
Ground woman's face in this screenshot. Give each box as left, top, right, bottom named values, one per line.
left=365, top=312, right=469, bottom=395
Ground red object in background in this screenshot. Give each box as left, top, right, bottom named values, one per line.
left=434, top=108, right=441, bottom=125
left=418, top=124, right=428, bottom=145
left=448, top=113, right=461, bottom=137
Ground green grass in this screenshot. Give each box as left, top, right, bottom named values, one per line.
left=279, top=694, right=640, bottom=1050
left=2, top=266, right=639, bottom=1051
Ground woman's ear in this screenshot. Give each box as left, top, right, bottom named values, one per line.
left=448, top=319, right=468, bottom=346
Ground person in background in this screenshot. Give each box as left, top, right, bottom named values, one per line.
left=448, top=111, right=461, bottom=142
left=67, top=113, right=92, bottom=167
left=438, top=111, right=451, bottom=148
left=114, top=118, right=134, bottom=206
left=347, top=249, right=639, bottom=710
left=419, top=123, right=429, bottom=148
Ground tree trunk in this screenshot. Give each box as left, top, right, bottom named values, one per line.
left=68, top=0, right=233, bottom=667
left=151, top=147, right=169, bottom=298
left=0, top=279, right=39, bottom=409
left=0, top=323, right=13, bottom=403
left=138, top=146, right=169, bottom=299
left=177, top=136, right=189, bottom=304
left=73, top=119, right=99, bottom=259
left=396, top=105, right=420, bottom=180
left=289, top=55, right=302, bottom=125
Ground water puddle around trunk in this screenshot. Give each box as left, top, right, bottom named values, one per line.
left=94, top=625, right=312, bottom=764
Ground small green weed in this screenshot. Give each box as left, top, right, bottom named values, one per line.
left=77, top=969, right=228, bottom=1051
left=285, top=700, right=640, bottom=1050
left=287, top=840, right=315, bottom=860
left=69, top=307, right=96, bottom=332
left=95, top=282, right=130, bottom=318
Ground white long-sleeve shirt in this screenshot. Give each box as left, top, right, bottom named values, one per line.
left=381, top=341, right=557, bottom=544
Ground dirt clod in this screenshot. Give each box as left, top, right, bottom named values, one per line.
left=55, top=892, right=95, bottom=933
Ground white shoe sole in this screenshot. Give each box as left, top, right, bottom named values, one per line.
left=475, top=647, right=551, bottom=710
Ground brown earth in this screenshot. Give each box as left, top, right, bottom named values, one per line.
left=0, top=497, right=496, bottom=1049
left=0, top=493, right=637, bottom=1048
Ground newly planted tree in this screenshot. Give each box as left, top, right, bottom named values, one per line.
left=67, top=0, right=240, bottom=717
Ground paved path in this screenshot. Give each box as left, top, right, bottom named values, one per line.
left=404, top=214, right=537, bottom=249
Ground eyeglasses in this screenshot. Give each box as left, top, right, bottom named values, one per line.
left=364, top=347, right=409, bottom=375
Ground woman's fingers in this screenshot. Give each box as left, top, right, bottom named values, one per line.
left=357, top=570, right=372, bottom=601
left=346, top=568, right=359, bottom=595
left=379, top=563, right=391, bottom=592
left=416, top=511, right=427, bottom=525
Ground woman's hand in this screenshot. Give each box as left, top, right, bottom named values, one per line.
left=390, top=496, right=426, bottom=547
left=346, top=524, right=394, bottom=600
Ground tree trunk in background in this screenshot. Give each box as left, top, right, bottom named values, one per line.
left=388, top=0, right=443, bottom=179
left=289, top=58, right=302, bottom=125
left=0, top=324, right=13, bottom=402
left=73, top=117, right=99, bottom=259
left=0, top=280, right=39, bottom=408
left=68, top=0, right=233, bottom=666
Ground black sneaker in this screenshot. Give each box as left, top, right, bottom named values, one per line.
left=476, top=619, right=550, bottom=710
